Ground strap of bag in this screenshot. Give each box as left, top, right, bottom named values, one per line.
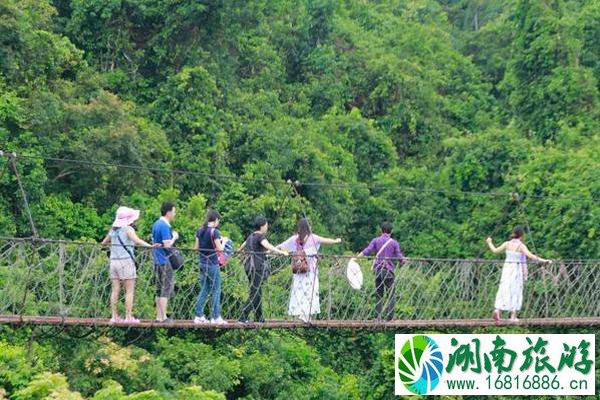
left=246, top=234, right=255, bottom=270
left=296, top=237, right=308, bottom=258
left=116, top=228, right=137, bottom=265
left=210, top=228, right=219, bottom=251
left=376, top=238, right=394, bottom=258
left=210, top=228, right=225, bottom=263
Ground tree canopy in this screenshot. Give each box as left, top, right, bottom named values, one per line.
left=0, top=0, right=598, bottom=398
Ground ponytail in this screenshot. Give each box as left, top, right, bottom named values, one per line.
left=203, top=210, right=221, bottom=228
left=509, top=226, right=525, bottom=240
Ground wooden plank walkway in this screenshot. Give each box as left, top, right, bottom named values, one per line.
left=1, top=315, right=599, bottom=329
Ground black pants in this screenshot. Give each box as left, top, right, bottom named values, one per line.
left=240, top=266, right=269, bottom=321
left=375, top=268, right=395, bottom=320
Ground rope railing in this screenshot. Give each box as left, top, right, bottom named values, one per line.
left=0, top=237, right=598, bottom=328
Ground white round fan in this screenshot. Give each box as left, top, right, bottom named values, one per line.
left=346, top=258, right=363, bottom=290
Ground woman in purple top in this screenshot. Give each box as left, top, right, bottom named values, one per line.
left=354, top=221, right=404, bottom=321
left=277, top=218, right=342, bottom=323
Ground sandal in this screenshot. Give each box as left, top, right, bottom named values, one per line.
left=492, top=310, right=500, bottom=321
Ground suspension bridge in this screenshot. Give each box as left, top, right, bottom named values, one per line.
left=0, top=237, right=598, bottom=329
left=1, top=151, right=599, bottom=329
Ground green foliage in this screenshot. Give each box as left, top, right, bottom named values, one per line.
left=63, top=336, right=173, bottom=397
left=174, top=386, right=226, bottom=400
left=13, top=372, right=83, bottom=400
left=33, top=194, right=104, bottom=239
left=215, top=331, right=361, bottom=399
left=0, top=342, right=42, bottom=394
left=501, top=0, right=600, bottom=141
left=0, top=0, right=598, bottom=397
left=1, top=0, right=597, bottom=261
left=156, top=337, right=240, bottom=394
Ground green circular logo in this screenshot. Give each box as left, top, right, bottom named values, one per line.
left=397, top=335, right=444, bottom=394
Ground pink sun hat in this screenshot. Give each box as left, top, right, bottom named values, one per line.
left=112, top=206, right=141, bottom=228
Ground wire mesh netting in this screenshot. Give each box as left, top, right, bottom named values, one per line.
left=0, top=237, right=598, bottom=323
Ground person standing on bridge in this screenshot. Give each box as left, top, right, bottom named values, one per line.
left=354, top=221, right=404, bottom=321
left=101, top=206, right=154, bottom=324
left=277, top=218, right=342, bottom=323
left=193, top=210, right=227, bottom=325
left=238, top=216, right=289, bottom=324
left=152, top=202, right=179, bottom=323
left=486, top=226, right=551, bottom=322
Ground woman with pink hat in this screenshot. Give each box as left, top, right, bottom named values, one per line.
left=101, top=206, right=154, bottom=323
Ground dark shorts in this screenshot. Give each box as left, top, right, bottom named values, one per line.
left=154, top=262, right=174, bottom=298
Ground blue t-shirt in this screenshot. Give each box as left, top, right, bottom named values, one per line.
left=196, top=227, right=221, bottom=265
left=152, top=218, right=173, bottom=265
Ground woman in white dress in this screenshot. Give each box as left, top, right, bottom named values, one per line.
left=278, top=218, right=342, bottom=322
left=486, top=226, right=551, bottom=321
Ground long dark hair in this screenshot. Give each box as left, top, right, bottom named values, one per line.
left=296, top=218, right=311, bottom=245
left=509, top=226, right=525, bottom=240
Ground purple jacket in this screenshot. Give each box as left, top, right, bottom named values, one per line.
left=359, top=233, right=404, bottom=272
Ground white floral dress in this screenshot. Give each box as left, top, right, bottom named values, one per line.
left=279, top=234, right=321, bottom=319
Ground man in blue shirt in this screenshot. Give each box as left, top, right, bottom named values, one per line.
left=355, top=221, right=404, bottom=321
left=152, top=202, right=179, bottom=322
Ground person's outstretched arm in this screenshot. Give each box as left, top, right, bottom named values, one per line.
left=261, top=239, right=288, bottom=256
left=519, top=243, right=551, bottom=263
left=276, top=235, right=296, bottom=252
left=314, top=235, right=342, bottom=245
left=395, top=242, right=405, bottom=265
left=357, top=239, right=376, bottom=257
left=486, top=237, right=507, bottom=254
left=126, top=228, right=153, bottom=247
left=101, top=232, right=110, bottom=246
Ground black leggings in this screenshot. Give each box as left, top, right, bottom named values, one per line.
left=375, top=268, right=395, bottom=320
left=240, top=267, right=269, bottom=321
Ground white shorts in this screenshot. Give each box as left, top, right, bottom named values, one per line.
left=109, top=259, right=137, bottom=280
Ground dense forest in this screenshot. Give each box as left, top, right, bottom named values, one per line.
left=0, top=0, right=598, bottom=398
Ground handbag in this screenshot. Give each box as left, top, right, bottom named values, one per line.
left=291, top=238, right=310, bottom=274
left=211, top=228, right=230, bottom=267
left=167, top=247, right=185, bottom=270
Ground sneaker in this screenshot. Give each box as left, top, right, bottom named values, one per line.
left=160, top=317, right=174, bottom=324
left=194, top=316, right=208, bottom=324
left=238, top=318, right=251, bottom=325
left=210, top=317, right=228, bottom=325
left=124, top=317, right=140, bottom=324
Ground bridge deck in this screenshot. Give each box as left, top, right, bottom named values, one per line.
left=1, top=315, right=599, bottom=329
